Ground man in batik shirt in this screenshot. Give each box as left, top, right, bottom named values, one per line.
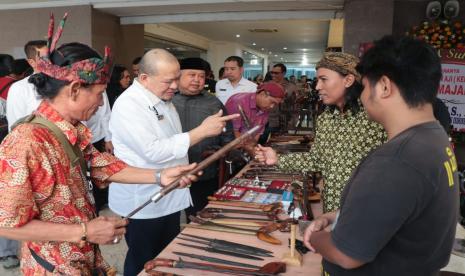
left=0, top=14, right=205, bottom=276
left=255, top=52, right=386, bottom=213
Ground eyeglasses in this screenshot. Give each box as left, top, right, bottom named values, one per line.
left=270, top=71, right=282, bottom=75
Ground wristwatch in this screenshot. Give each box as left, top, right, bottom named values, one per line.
left=155, top=170, right=162, bottom=185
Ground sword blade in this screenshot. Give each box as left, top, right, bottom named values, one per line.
left=177, top=243, right=264, bottom=260
left=238, top=104, right=252, bottom=129
left=177, top=236, right=272, bottom=257
left=180, top=233, right=274, bottom=255
left=177, top=237, right=209, bottom=245
left=172, top=251, right=261, bottom=269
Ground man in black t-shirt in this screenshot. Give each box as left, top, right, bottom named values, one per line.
left=304, top=36, right=459, bottom=276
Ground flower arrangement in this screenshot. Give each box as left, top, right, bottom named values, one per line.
left=407, top=19, right=465, bottom=49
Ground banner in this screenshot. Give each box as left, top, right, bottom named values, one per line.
left=358, top=42, right=374, bottom=58
left=437, top=48, right=465, bottom=131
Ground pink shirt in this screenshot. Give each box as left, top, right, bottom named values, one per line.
left=225, top=92, right=268, bottom=135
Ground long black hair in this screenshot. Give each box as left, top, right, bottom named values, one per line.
left=107, top=64, right=128, bottom=108
left=29, top=42, right=102, bottom=99
left=326, top=73, right=363, bottom=115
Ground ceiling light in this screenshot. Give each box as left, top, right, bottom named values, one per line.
left=261, top=48, right=265, bottom=51
left=252, top=42, right=256, bottom=46
left=302, top=48, right=308, bottom=52
left=301, top=56, right=309, bottom=66
left=274, top=54, right=278, bottom=57
left=235, top=34, right=240, bottom=38
left=283, top=47, right=287, bottom=50
left=268, top=51, right=272, bottom=54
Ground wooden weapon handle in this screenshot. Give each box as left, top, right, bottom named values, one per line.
left=144, top=258, right=175, bottom=272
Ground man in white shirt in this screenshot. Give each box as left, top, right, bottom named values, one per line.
left=6, top=40, right=47, bottom=131
left=215, top=56, right=257, bottom=104
left=109, top=49, right=237, bottom=276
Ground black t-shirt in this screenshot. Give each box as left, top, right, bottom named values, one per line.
left=323, top=121, right=459, bottom=276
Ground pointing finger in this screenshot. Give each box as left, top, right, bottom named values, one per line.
left=218, top=113, right=240, bottom=122
left=210, top=109, right=223, bottom=118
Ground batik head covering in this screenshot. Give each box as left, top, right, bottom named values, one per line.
left=36, top=13, right=113, bottom=84
left=316, top=52, right=361, bottom=82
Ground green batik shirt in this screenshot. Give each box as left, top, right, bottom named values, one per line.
left=278, top=105, right=387, bottom=213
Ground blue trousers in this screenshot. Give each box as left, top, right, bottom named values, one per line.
left=0, top=238, right=18, bottom=257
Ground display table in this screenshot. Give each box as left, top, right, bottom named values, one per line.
left=139, top=201, right=323, bottom=276
left=137, top=134, right=465, bottom=275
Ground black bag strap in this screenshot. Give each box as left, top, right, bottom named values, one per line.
left=29, top=247, right=55, bottom=273
left=13, top=114, right=87, bottom=174
left=29, top=247, right=107, bottom=275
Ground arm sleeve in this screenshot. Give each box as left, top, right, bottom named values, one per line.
left=0, top=136, right=40, bottom=227
left=86, top=144, right=127, bottom=188
left=100, top=92, right=112, bottom=142
left=0, top=98, right=5, bottom=117
left=277, top=115, right=324, bottom=173
left=110, top=98, right=190, bottom=164
left=331, top=157, right=423, bottom=262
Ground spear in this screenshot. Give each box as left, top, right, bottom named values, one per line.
left=124, top=125, right=261, bottom=219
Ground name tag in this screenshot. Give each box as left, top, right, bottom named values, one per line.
left=220, top=89, right=227, bottom=91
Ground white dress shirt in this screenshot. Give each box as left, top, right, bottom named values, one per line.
left=0, top=98, right=5, bottom=118
left=6, top=75, right=112, bottom=143
left=215, top=77, right=257, bottom=104
left=108, top=79, right=192, bottom=219
left=6, top=76, right=41, bottom=131
left=82, top=92, right=112, bottom=143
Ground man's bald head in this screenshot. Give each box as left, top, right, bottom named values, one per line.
left=139, top=48, right=179, bottom=76
left=137, top=49, right=180, bottom=101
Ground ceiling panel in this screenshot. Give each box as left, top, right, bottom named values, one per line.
left=170, top=19, right=330, bottom=64
left=0, top=0, right=344, bottom=65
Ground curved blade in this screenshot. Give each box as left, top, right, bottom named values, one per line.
left=172, top=251, right=261, bottom=269
left=180, top=233, right=273, bottom=255
left=177, top=243, right=264, bottom=260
